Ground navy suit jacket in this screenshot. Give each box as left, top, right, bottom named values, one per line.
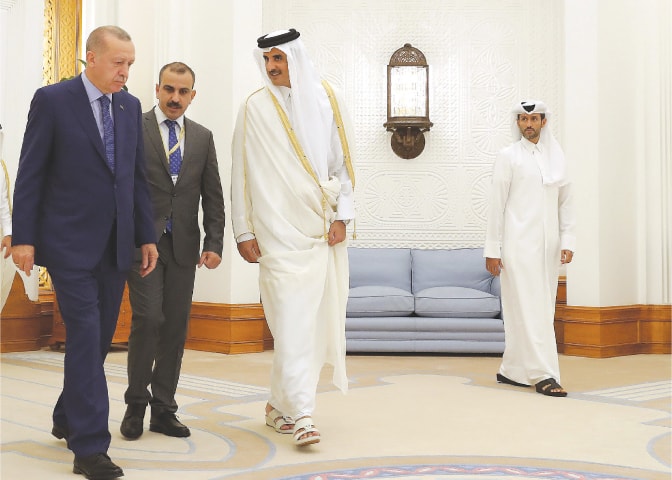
left=13, top=75, right=156, bottom=271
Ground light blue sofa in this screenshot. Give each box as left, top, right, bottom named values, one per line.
left=346, top=247, right=504, bottom=353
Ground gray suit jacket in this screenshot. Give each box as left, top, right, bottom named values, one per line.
left=141, top=107, right=225, bottom=266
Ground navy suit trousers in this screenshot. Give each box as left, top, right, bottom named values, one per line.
left=49, top=237, right=127, bottom=457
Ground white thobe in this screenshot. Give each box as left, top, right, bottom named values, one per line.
left=1, top=163, right=14, bottom=311
left=231, top=87, right=353, bottom=418
left=0, top=159, right=38, bottom=310
left=484, top=138, right=575, bottom=385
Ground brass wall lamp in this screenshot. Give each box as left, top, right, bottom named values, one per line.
left=384, top=43, right=432, bottom=159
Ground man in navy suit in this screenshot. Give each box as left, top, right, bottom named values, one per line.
left=12, top=25, right=158, bottom=479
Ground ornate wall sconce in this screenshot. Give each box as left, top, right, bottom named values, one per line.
left=384, top=43, right=432, bottom=159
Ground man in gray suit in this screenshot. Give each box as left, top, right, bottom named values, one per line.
left=120, top=62, right=225, bottom=439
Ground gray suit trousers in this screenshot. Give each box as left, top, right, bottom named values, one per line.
left=124, top=233, right=196, bottom=414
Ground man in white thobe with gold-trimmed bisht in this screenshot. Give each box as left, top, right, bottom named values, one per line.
left=231, top=28, right=355, bottom=446
left=484, top=100, right=575, bottom=397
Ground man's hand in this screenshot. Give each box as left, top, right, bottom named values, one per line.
left=561, top=249, right=574, bottom=264
left=237, top=239, right=261, bottom=263
left=327, top=220, right=346, bottom=246
left=12, top=244, right=35, bottom=276
left=485, top=257, right=503, bottom=276
left=1, top=235, right=11, bottom=259
left=199, top=251, right=222, bottom=269
left=139, top=243, right=159, bottom=277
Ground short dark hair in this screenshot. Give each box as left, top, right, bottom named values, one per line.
left=158, top=62, right=196, bottom=88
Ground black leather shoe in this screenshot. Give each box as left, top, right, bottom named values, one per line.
left=149, top=412, right=190, bottom=437
left=73, top=453, right=123, bottom=479
left=120, top=404, right=146, bottom=439
left=51, top=422, right=69, bottom=440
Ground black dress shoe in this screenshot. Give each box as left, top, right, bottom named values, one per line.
left=73, top=452, right=123, bottom=479
left=149, top=412, right=190, bottom=437
left=120, top=404, right=146, bottom=439
left=51, top=422, right=69, bottom=440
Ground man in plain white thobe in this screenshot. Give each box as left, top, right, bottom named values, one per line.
left=484, top=100, right=575, bottom=397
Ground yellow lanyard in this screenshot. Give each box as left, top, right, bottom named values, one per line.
left=162, top=121, right=185, bottom=160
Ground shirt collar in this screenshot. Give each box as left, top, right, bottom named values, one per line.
left=81, top=71, right=110, bottom=104
left=154, top=106, right=185, bottom=129
left=521, top=136, right=543, bottom=153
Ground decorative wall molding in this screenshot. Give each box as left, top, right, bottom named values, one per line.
left=43, top=0, right=82, bottom=86
left=0, top=0, right=17, bottom=12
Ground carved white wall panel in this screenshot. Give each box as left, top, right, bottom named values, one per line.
left=263, top=0, right=563, bottom=249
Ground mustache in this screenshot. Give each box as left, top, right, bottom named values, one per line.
left=167, top=101, right=182, bottom=109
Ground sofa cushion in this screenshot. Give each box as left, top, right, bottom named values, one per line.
left=414, top=286, right=501, bottom=318
left=347, top=286, right=414, bottom=317
left=348, top=247, right=412, bottom=292
left=411, top=248, right=495, bottom=294
left=346, top=316, right=504, bottom=332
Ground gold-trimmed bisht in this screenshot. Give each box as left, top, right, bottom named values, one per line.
left=268, top=90, right=329, bottom=238
left=267, top=80, right=356, bottom=240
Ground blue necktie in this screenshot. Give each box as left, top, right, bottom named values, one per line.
left=165, top=119, right=182, bottom=177
left=98, top=95, right=115, bottom=172
left=165, top=119, right=182, bottom=232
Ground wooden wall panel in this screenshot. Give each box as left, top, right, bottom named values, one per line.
left=185, top=303, right=268, bottom=354
left=0, top=275, right=53, bottom=352
left=263, top=321, right=274, bottom=351
left=50, top=285, right=131, bottom=349
left=638, top=306, right=672, bottom=354
left=3, top=273, right=668, bottom=358
left=555, top=304, right=671, bottom=358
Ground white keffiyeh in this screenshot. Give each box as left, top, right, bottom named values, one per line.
left=512, top=100, right=568, bottom=186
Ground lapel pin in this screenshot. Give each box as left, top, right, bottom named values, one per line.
left=120, top=104, right=125, bottom=111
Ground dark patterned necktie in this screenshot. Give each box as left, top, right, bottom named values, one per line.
left=98, top=95, right=115, bottom=172
left=164, top=119, right=182, bottom=232
left=165, top=119, right=182, bottom=177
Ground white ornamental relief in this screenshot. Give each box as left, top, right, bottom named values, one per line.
left=470, top=170, right=492, bottom=226
left=362, top=171, right=450, bottom=224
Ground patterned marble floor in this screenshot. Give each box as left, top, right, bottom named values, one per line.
left=1, top=349, right=670, bottom=479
